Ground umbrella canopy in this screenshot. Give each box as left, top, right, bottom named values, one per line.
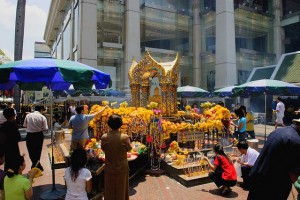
left=177, top=85, right=210, bottom=97
left=232, top=79, right=300, bottom=141
left=0, top=58, right=111, bottom=90
left=232, top=79, right=300, bottom=96
left=213, top=86, right=236, bottom=97
left=99, top=89, right=125, bottom=97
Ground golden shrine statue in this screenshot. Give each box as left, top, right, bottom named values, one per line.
left=128, top=51, right=179, bottom=116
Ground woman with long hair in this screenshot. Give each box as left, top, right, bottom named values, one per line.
left=203, top=143, right=237, bottom=195
left=4, top=154, right=37, bottom=200
left=64, top=148, right=92, bottom=200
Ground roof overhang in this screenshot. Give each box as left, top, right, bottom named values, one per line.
left=43, top=0, right=68, bottom=46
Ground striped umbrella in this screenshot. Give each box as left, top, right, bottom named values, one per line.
left=0, top=58, right=111, bottom=90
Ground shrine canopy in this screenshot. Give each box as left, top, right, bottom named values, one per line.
left=128, top=51, right=179, bottom=116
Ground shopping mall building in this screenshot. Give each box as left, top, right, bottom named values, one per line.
left=43, top=0, right=300, bottom=92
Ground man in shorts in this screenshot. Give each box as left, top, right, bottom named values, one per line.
left=274, top=97, right=285, bottom=129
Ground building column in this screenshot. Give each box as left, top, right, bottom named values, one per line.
left=77, top=0, right=97, bottom=67
left=69, top=0, right=75, bottom=61
left=273, top=0, right=284, bottom=62
left=123, top=0, right=141, bottom=91
left=215, top=0, right=237, bottom=89
left=192, top=0, right=201, bottom=88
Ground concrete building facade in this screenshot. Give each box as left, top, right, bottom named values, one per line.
left=43, top=0, right=300, bottom=91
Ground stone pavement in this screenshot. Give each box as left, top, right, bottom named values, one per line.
left=0, top=124, right=297, bottom=199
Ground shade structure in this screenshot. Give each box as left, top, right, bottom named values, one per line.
left=213, top=86, right=236, bottom=97
left=232, top=79, right=300, bottom=141
left=232, top=79, right=300, bottom=96
left=0, top=58, right=111, bottom=90
left=177, top=85, right=210, bottom=97
left=99, top=88, right=125, bottom=97
left=0, top=58, right=111, bottom=200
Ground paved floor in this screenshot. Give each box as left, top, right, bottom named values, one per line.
left=0, top=124, right=297, bottom=200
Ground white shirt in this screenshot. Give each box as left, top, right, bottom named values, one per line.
left=64, top=167, right=92, bottom=200
left=276, top=101, right=285, bottom=118
left=23, top=111, right=48, bottom=132
left=0, top=110, right=7, bottom=124
left=241, top=147, right=259, bottom=166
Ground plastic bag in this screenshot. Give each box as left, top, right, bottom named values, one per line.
left=234, top=162, right=242, bottom=177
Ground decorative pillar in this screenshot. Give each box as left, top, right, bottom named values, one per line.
left=192, top=0, right=201, bottom=87
left=130, top=84, right=140, bottom=107
left=141, top=86, right=149, bottom=108
left=123, top=0, right=141, bottom=90
left=160, top=85, right=167, bottom=116
left=215, top=0, right=237, bottom=89
left=170, top=85, right=177, bottom=114
left=273, top=0, right=283, bottom=62
left=77, top=0, right=97, bottom=67
left=166, top=85, right=174, bottom=116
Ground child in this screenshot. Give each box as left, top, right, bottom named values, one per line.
left=4, top=154, right=38, bottom=200
left=0, top=151, right=4, bottom=200
left=64, top=148, right=92, bottom=200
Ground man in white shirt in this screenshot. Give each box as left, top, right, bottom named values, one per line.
left=274, top=97, right=285, bottom=129
left=237, top=141, right=259, bottom=189
left=23, top=105, right=48, bottom=171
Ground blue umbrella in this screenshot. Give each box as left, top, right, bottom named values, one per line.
left=0, top=58, right=111, bottom=90
left=0, top=58, right=111, bottom=198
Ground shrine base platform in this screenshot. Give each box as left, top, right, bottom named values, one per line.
left=161, top=161, right=211, bottom=187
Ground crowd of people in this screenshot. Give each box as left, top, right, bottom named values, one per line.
left=1, top=100, right=300, bottom=199
left=0, top=102, right=132, bottom=200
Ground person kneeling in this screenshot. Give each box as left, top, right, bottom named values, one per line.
left=203, top=144, right=237, bottom=195
left=236, top=141, right=259, bottom=189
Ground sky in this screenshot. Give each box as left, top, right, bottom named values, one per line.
left=0, top=0, right=51, bottom=60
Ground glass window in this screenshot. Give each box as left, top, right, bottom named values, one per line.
left=234, top=0, right=272, bottom=14
left=97, top=0, right=123, bottom=44
left=284, top=22, right=300, bottom=53
left=283, top=0, right=300, bottom=16
left=97, top=0, right=124, bottom=89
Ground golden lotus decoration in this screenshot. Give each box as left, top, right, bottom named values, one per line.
left=129, top=51, right=179, bottom=116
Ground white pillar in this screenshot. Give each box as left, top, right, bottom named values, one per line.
left=192, top=0, right=201, bottom=87
left=215, top=0, right=237, bottom=89
left=77, top=0, right=97, bottom=67
left=273, top=0, right=284, bottom=62
left=123, top=0, right=140, bottom=90
left=70, top=0, right=75, bottom=61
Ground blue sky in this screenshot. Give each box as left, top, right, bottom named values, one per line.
left=0, top=0, right=51, bottom=60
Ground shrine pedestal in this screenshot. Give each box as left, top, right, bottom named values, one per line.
left=160, top=161, right=212, bottom=187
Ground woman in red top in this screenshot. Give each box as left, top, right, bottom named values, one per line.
left=203, top=144, right=237, bottom=195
